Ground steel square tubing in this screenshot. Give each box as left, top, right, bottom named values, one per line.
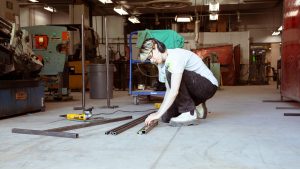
left=12, top=128, right=79, bottom=138
left=47, top=116, right=133, bottom=132
left=106, top=112, right=154, bottom=135
left=12, top=116, right=132, bottom=138
left=137, top=120, right=158, bottom=134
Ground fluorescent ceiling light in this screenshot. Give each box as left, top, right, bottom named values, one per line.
left=29, top=0, right=39, bottom=2
left=285, top=10, right=299, bottom=18
left=98, top=0, right=112, bottom=4
left=209, top=13, right=218, bottom=20
left=114, top=6, right=128, bottom=15
left=278, top=26, right=283, bottom=31
left=209, top=1, right=219, bottom=12
left=44, top=6, right=56, bottom=12
left=175, top=15, right=193, bottom=22
left=272, top=31, right=280, bottom=36
left=128, top=16, right=140, bottom=24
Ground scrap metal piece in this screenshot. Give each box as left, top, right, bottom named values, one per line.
left=105, top=111, right=154, bottom=135
left=12, top=128, right=79, bottom=138
left=137, top=120, right=158, bottom=135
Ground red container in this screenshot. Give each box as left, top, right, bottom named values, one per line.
left=194, top=45, right=236, bottom=85
left=281, top=0, right=300, bottom=101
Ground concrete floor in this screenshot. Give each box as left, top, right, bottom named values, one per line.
left=1, top=84, right=300, bottom=169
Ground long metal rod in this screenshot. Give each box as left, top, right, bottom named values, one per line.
left=110, top=118, right=145, bottom=135
left=104, top=113, right=146, bottom=134
left=262, top=100, right=296, bottom=102
left=81, top=14, right=86, bottom=110
left=137, top=120, right=158, bottom=135
left=284, top=113, right=300, bottom=116
left=105, top=112, right=154, bottom=135
left=12, top=128, right=79, bottom=139
left=105, top=112, right=152, bottom=135
left=276, top=107, right=300, bottom=110
left=105, top=16, right=110, bottom=107
left=47, top=116, right=132, bottom=132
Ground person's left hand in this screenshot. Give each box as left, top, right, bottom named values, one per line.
left=145, top=112, right=160, bottom=126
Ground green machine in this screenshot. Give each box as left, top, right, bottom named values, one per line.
left=23, top=25, right=72, bottom=100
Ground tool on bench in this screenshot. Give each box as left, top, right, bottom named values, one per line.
left=60, top=107, right=93, bottom=121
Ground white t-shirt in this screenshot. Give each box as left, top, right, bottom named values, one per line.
left=162, top=48, right=218, bottom=86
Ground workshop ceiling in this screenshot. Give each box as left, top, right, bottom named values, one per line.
left=17, top=0, right=282, bottom=16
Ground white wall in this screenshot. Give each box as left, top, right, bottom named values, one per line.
left=270, top=43, right=281, bottom=69
left=239, top=6, right=282, bottom=43
left=52, top=11, right=70, bottom=24
left=20, top=7, right=69, bottom=27
left=92, top=16, right=126, bottom=60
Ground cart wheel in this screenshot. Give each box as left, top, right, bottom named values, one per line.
left=133, top=96, right=139, bottom=105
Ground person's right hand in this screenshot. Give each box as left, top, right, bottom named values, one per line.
left=145, top=112, right=160, bottom=126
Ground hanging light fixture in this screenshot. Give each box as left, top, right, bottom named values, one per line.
left=272, top=31, right=280, bottom=36
left=128, top=16, right=140, bottom=24
left=44, top=6, right=56, bottom=12
left=113, top=6, right=128, bottom=15
left=98, top=0, right=112, bottom=4
left=209, top=0, right=219, bottom=12
left=175, top=15, right=193, bottom=22
left=29, top=0, right=39, bottom=2
left=209, top=13, right=218, bottom=20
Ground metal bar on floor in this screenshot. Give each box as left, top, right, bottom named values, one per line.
left=284, top=113, right=300, bottom=116
left=12, top=128, right=79, bottom=138
left=105, top=112, right=154, bottom=135
left=262, top=100, right=296, bottom=102
left=137, top=120, right=158, bottom=135
left=47, top=116, right=132, bottom=132
left=12, top=116, right=132, bottom=138
left=276, top=107, right=300, bottom=110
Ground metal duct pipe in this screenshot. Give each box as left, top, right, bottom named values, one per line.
left=194, top=20, right=200, bottom=43
left=171, top=23, right=178, bottom=32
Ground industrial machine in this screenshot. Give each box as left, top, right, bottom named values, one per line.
left=23, top=25, right=99, bottom=99
left=22, top=25, right=73, bottom=101
left=0, top=16, right=44, bottom=118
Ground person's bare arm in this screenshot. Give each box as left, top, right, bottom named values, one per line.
left=145, top=73, right=182, bottom=125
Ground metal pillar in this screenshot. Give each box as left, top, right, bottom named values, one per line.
left=102, top=16, right=118, bottom=109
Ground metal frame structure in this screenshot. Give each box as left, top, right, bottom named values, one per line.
left=128, top=31, right=165, bottom=104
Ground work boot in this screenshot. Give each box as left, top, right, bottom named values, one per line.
left=195, top=102, right=208, bottom=119
left=169, top=111, right=199, bottom=127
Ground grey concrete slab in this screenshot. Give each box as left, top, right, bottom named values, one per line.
left=1, top=84, right=300, bottom=169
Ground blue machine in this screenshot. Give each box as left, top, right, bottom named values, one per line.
left=0, top=80, right=44, bottom=118
left=0, top=17, right=44, bottom=118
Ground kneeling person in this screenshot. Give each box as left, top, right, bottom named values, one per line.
left=139, top=38, right=218, bottom=126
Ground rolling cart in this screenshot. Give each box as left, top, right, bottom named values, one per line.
left=128, top=31, right=165, bottom=105
left=128, top=30, right=185, bottom=104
